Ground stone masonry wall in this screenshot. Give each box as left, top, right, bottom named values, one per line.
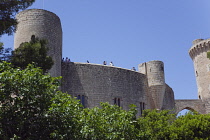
left=139, top=61, right=166, bottom=109
left=14, top=9, right=62, bottom=77
left=14, top=9, right=178, bottom=115
left=189, top=39, right=210, bottom=101
left=162, top=84, right=175, bottom=111
left=189, top=38, right=210, bottom=113
left=61, top=62, right=150, bottom=112
left=175, top=99, right=206, bottom=114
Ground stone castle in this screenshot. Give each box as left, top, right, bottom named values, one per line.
left=14, top=9, right=210, bottom=115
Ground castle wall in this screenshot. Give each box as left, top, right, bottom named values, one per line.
left=13, top=9, right=178, bottom=115
left=61, top=62, right=150, bottom=112
left=14, top=9, right=62, bottom=77
left=189, top=39, right=210, bottom=113
left=162, top=84, right=175, bottom=111
left=189, top=39, right=210, bottom=101
left=139, top=61, right=166, bottom=109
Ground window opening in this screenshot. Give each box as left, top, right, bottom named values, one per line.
left=161, top=66, right=164, bottom=71
left=114, top=98, right=121, bottom=107
left=118, top=98, right=120, bottom=107
left=140, top=102, right=145, bottom=116
left=114, top=98, right=117, bottom=105
left=77, top=95, right=80, bottom=100
left=77, top=95, right=85, bottom=107
left=82, top=95, right=85, bottom=107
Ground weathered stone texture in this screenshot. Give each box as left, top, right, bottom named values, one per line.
left=162, top=84, right=175, bottom=111
left=189, top=38, right=210, bottom=113
left=61, top=62, right=151, bottom=111
left=175, top=99, right=206, bottom=114
left=14, top=9, right=62, bottom=77
left=139, top=61, right=166, bottom=109
left=14, top=9, right=177, bottom=115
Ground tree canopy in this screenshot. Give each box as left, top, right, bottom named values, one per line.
left=11, top=35, right=54, bottom=73
left=0, top=0, right=35, bottom=36
left=1, top=62, right=210, bottom=139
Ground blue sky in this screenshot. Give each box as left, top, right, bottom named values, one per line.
left=1, top=0, right=210, bottom=100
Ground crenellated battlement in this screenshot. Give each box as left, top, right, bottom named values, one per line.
left=189, top=38, right=210, bottom=60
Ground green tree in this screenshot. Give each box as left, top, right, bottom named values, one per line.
left=47, top=92, right=83, bottom=140
left=0, top=62, right=60, bottom=139
left=136, top=110, right=176, bottom=140
left=0, top=62, right=83, bottom=139
left=2, top=61, right=210, bottom=139
left=11, top=35, right=54, bottom=73
left=170, top=112, right=210, bottom=140
left=0, top=0, right=35, bottom=36
left=76, top=103, right=138, bottom=140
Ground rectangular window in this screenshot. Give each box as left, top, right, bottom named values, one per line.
left=140, top=102, right=145, bottom=116
left=114, top=98, right=117, bottom=105
left=77, top=95, right=81, bottom=100
left=114, top=98, right=121, bottom=107
left=77, top=95, right=85, bottom=107
left=82, top=95, right=85, bottom=107
left=118, top=98, right=120, bottom=107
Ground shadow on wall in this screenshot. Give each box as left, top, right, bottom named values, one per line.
left=61, top=62, right=86, bottom=107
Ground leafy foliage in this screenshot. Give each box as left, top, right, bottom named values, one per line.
left=11, top=35, right=54, bottom=73
left=0, top=0, right=35, bottom=36
left=47, top=92, right=83, bottom=139
left=77, top=103, right=137, bottom=140
left=136, top=110, right=176, bottom=140
left=170, top=112, right=210, bottom=140
left=0, top=62, right=60, bottom=139
left=1, top=62, right=210, bottom=139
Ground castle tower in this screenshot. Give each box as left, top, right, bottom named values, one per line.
left=189, top=39, right=210, bottom=105
left=14, top=9, right=62, bottom=77
left=139, top=61, right=166, bottom=109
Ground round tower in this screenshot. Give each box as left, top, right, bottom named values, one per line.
left=139, top=60, right=166, bottom=109
left=189, top=38, right=210, bottom=101
left=14, top=9, right=62, bottom=77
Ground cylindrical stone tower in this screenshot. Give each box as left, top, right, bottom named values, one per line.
left=14, top=9, right=62, bottom=77
left=189, top=38, right=210, bottom=102
left=139, top=60, right=166, bottom=109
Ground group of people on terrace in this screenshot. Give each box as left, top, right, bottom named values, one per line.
left=103, top=61, right=114, bottom=66
left=62, top=57, right=71, bottom=62
left=62, top=57, right=136, bottom=71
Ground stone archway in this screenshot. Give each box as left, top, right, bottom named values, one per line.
left=177, top=107, right=196, bottom=116
left=175, top=99, right=206, bottom=114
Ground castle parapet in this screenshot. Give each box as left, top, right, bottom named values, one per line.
left=189, top=38, right=210, bottom=60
